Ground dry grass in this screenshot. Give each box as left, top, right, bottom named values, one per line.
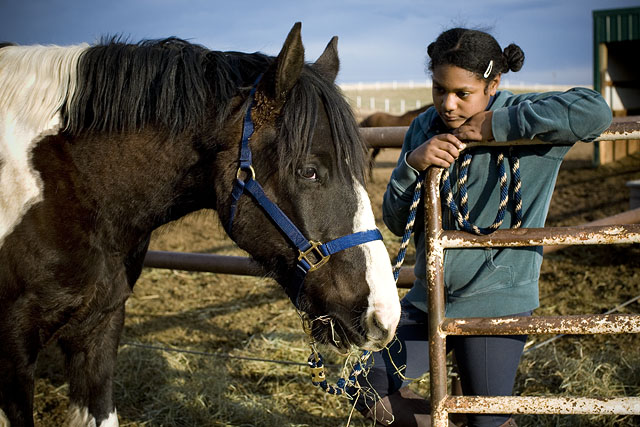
left=114, top=153, right=640, bottom=427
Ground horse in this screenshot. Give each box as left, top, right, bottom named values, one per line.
left=360, top=104, right=432, bottom=180
left=0, top=23, right=401, bottom=427
left=359, top=104, right=431, bottom=128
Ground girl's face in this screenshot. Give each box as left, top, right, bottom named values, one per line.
left=432, top=64, right=500, bottom=129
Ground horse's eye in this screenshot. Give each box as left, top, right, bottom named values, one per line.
left=298, top=166, right=318, bottom=181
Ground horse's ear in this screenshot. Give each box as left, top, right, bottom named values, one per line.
left=312, top=36, right=339, bottom=83
left=267, top=22, right=304, bottom=102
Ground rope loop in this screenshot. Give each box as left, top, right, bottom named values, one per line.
left=306, top=346, right=372, bottom=395
left=392, top=173, right=424, bottom=281
left=441, top=148, right=522, bottom=235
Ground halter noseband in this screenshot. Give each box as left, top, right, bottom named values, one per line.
left=225, top=74, right=383, bottom=307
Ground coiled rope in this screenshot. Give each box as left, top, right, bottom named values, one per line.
left=441, top=148, right=522, bottom=234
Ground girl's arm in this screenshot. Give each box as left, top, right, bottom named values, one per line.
left=491, top=87, right=612, bottom=143
left=453, top=88, right=612, bottom=144
left=383, top=116, right=464, bottom=236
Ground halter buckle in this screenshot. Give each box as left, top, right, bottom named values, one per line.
left=236, top=165, right=255, bottom=182
left=298, top=241, right=330, bottom=272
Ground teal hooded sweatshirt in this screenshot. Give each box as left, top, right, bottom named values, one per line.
left=383, top=88, right=612, bottom=317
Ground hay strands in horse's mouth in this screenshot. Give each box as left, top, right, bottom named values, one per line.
left=299, top=311, right=345, bottom=351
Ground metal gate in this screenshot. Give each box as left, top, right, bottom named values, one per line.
left=423, top=136, right=640, bottom=426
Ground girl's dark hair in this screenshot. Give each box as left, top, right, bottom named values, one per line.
left=427, top=28, right=524, bottom=81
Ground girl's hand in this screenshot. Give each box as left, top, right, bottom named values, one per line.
left=453, top=111, right=494, bottom=142
left=406, top=133, right=466, bottom=170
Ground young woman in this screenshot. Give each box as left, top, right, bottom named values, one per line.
left=353, top=28, right=612, bottom=427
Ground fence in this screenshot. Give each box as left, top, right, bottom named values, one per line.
left=143, top=118, right=640, bottom=423
left=355, top=96, right=423, bottom=113
left=339, top=81, right=577, bottom=115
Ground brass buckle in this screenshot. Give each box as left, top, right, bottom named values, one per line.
left=236, top=165, right=255, bottom=181
left=298, top=241, right=330, bottom=272
left=300, top=315, right=314, bottom=337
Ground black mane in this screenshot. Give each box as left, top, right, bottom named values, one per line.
left=65, top=37, right=366, bottom=180
left=64, top=37, right=258, bottom=135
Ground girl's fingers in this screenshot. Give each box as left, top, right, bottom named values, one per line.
left=429, top=147, right=456, bottom=167
left=453, top=111, right=494, bottom=142
left=439, top=133, right=465, bottom=150
left=408, top=134, right=466, bottom=170
left=433, top=136, right=465, bottom=158
left=455, top=128, right=481, bottom=142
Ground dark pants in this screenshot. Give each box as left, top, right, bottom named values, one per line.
left=353, top=298, right=528, bottom=427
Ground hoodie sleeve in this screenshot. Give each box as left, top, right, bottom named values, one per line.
left=491, top=87, right=612, bottom=143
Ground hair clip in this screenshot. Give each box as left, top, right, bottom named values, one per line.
left=483, top=60, right=493, bottom=79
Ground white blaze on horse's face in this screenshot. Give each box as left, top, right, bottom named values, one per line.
left=352, top=179, right=400, bottom=350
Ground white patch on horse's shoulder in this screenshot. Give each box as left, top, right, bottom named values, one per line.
left=0, top=44, right=88, bottom=248
left=0, top=408, right=10, bottom=427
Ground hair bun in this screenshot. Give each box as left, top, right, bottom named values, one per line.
left=427, top=42, right=436, bottom=58
left=503, top=44, right=524, bottom=72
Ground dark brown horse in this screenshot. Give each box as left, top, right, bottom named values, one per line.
left=0, top=23, right=400, bottom=426
left=359, top=104, right=431, bottom=128
left=360, top=104, right=432, bottom=179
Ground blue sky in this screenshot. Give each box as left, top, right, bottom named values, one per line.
left=1, top=0, right=638, bottom=85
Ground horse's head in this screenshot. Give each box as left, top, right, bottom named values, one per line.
left=217, top=23, right=400, bottom=352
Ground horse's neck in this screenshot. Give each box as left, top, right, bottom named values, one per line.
left=64, top=130, right=213, bottom=236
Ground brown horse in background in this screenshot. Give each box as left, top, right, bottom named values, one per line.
left=359, top=104, right=432, bottom=180
left=359, top=104, right=431, bottom=128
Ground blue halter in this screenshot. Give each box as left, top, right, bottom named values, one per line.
left=226, top=74, right=383, bottom=307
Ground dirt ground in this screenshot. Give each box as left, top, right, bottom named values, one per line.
left=31, top=143, right=640, bottom=426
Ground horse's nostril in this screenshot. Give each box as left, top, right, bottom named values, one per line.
left=372, top=315, right=389, bottom=338
left=364, top=313, right=394, bottom=349
left=362, top=298, right=401, bottom=349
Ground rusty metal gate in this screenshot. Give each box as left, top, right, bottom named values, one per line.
left=423, top=129, right=640, bottom=425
